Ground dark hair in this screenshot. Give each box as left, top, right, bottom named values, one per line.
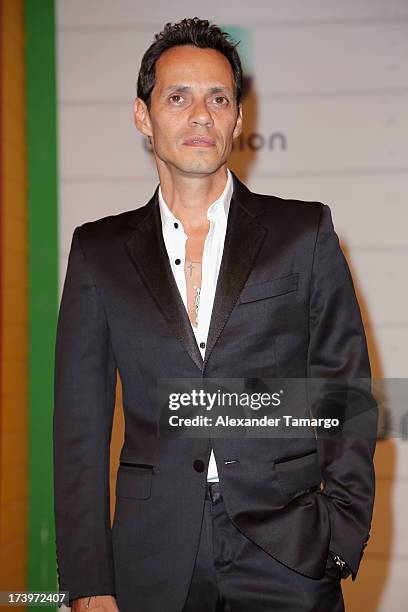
left=137, top=17, right=243, bottom=108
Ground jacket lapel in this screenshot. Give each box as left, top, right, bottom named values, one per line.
left=124, top=172, right=267, bottom=373
left=124, top=189, right=204, bottom=372
left=203, top=174, right=267, bottom=368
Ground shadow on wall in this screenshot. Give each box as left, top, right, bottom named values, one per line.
left=228, top=77, right=258, bottom=183
left=341, top=240, right=394, bottom=612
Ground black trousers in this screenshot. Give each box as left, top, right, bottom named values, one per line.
left=182, top=482, right=345, bottom=612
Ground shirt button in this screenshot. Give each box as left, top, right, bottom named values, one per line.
left=174, top=222, right=179, bottom=229
left=193, top=459, right=205, bottom=473
left=175, top=258, right=181, bottom=265
left=199, top=342, right=206, bottom=349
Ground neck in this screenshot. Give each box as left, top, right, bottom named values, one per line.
left=158, top=164, right=229, bottom=231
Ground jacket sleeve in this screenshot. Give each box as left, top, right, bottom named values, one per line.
left=307, top=204, right=378, bottom=580
left=53, top=226, right=117, bottom=604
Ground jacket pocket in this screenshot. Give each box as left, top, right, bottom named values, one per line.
left=116, top=462, right=153, bottom=499
left=239, top=272, right=299, bottom=304
left=274, top=449, right=323, bottom=496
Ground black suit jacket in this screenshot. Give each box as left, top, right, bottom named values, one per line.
left=53, top=172, right=377, bottom=611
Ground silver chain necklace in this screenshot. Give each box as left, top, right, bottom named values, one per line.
left=185, top=258, right=201, bottom=326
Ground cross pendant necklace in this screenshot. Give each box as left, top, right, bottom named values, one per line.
left=186, top=260, right=200, bottom=277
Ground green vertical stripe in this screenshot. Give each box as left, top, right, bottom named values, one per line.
left=0, top=0, right=4, bottom=542
left=25, top=0, right=59, bottom=607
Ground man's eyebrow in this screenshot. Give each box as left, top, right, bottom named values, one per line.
left=207, top=86, right=233, bottom=96
left=162, top=85, right=233, bottom=95
left=162, top=85, right=192, bottom=94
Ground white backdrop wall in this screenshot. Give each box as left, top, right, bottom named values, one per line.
left=56, top=2, right=408, bottom=610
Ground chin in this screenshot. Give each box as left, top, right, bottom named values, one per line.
left=177, top=157, right=223, bottom=175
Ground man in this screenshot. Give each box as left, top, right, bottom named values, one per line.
left=53, top=18, right=377, bottom=612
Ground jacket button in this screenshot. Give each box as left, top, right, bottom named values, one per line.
left=193, top=459, right=205, bottom=472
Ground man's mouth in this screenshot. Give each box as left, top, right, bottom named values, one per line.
left=183, top=135, right=215, bottom=147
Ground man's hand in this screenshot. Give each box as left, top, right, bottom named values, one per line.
left=71, top=595, right=119, bottom=611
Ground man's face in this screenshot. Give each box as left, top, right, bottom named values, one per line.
left=134, top=45, right=243, bottom=176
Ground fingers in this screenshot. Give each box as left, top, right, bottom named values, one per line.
left=71, top=595, right=119, bottom=611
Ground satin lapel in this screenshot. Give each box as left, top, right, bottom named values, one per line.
left=203, top=175, right=267, bottom=369
left=124, top=192, right=204, bottom=372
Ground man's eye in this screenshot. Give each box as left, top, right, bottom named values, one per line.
left=214, top=96, right=228, bottom=105
left=169, top=94, right=184, bottom=104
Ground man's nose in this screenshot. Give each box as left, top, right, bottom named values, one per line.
left=189, top=99, right=213, bottom=127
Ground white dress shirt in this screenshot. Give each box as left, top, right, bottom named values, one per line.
left=158, top=168, right=233, bottom=482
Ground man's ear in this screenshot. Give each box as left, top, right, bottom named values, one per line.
left=133, top=97, right=153, bottom=138
left=232, top=103, right=243, bottom=139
